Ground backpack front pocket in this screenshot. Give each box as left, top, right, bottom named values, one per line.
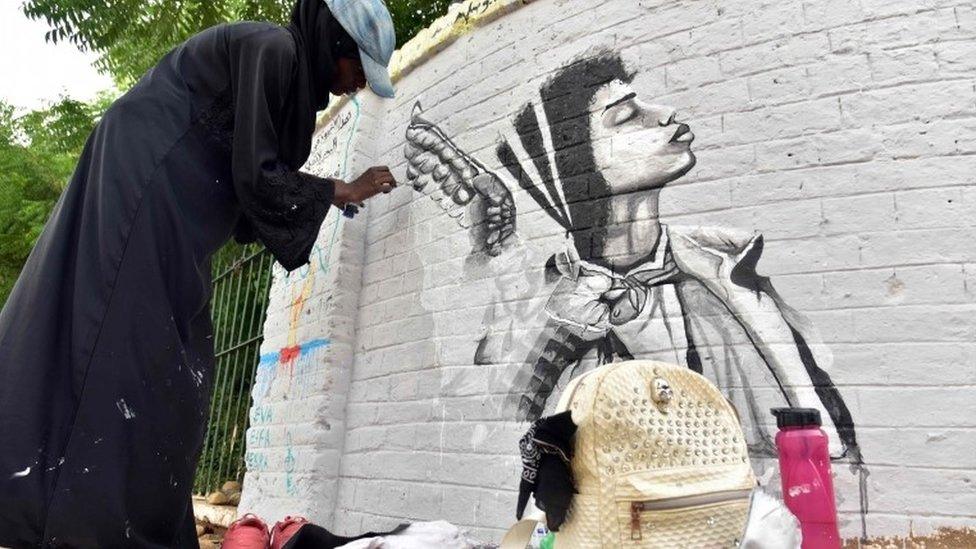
left=619, top=489, right=752, bottom=548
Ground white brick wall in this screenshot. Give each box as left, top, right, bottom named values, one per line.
left=238, top=94, right=382, bottom=525
left=242, top=0, right=976, bottom=542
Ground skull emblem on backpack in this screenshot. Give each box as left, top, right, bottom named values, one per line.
left=651, top=377, right=673, bottom=406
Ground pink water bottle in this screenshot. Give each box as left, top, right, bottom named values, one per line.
left=772, top=407, right=841, bottom=549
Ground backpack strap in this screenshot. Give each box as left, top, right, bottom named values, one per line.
left=499, top=518, right=542, bottom=549
left=501, top=368, right=602, bottom=548
left=499, top=501, right=545, bottom=549
left=553, top=366, right=600, bottom=413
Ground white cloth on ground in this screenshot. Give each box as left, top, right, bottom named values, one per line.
left=337, top=520, right=493, bottom=548
left=739, top=489, right=802, bottom=549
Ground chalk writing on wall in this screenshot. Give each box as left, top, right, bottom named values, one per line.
left=254, top=259, right=333, bottom=399
left=245, top=100, right=362, bottom=497
left=284, top=432, right=298, bottom=496
left=254, top=97, right=362, bottom=399
left=307, top=96, right=361, bottom=181
left=244, top=451, right=268, bottom=472
left=250, top=404, right=273, bottom=425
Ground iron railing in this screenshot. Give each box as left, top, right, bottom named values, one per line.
left=193, top=243, right=274, bottom=495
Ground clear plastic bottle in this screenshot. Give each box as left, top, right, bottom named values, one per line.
left=772, top=407, right=841, bottom=549
left=528, top=523, right=549, bottom=549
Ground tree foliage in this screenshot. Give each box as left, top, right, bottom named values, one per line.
left=0, top=94, right=114, bottom=304
left=23, top=0, right=455, bottom=86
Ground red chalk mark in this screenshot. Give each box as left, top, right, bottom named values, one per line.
left=279, top=345, right=301, bottom=365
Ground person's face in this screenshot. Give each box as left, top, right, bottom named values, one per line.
left=589, top=80, right=696, bottom=195
left=331, top=57, right=367, bottom=96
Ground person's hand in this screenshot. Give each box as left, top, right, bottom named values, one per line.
left=333, top=166, right=397, bottom=206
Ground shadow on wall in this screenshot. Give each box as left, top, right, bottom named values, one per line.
left=403, top=50, right=870, bottom=534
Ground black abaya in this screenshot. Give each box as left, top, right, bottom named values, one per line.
left=0, top=13, right=342, bottom=547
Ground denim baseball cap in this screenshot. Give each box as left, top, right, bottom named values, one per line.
left=325, top=0, right=397, bottom=98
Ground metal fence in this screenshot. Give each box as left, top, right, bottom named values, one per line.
left=193, top=243, right=274, bottom=495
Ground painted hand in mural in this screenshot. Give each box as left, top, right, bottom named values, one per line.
left=404, top=103, right=517, bottom=256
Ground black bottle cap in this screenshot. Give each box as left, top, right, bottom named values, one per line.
left=771, top=407, right=822, bottom=428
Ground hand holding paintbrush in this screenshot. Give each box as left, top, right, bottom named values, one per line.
left=331, top=166, right=397, bottom=218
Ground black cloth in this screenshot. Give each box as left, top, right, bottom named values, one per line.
left=0, top=9, right=343, bottom=547
left=231, top=0, right=359, bottom=250
left=287, top=0, right=355, bottom=113
left=516, top=411, right=576, bottom=531
left=282, top=523, right=410, bottom=549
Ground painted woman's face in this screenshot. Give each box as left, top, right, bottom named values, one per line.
left=589, top=80, right=696, bottom=195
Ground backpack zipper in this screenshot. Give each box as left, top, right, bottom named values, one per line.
left=629, top=488, right=753, bottom=540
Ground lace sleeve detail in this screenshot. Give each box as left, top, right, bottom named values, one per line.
left=238, top=167, right=334, bottom=271
left=223, top=26, right=333, bottom=271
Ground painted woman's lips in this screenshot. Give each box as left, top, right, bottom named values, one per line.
left=670, top=123, right=694, bottom=143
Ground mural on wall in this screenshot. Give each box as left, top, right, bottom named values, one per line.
left=404, top=52, right=867, bottom=484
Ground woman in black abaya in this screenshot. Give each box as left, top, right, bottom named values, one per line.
left=0, top=0, right=396, bottom=545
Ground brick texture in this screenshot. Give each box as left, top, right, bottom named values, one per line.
left=240, top=0, right=976, bottom=542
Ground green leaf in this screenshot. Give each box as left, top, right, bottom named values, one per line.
left=23, top=0, right=454, bottom=84
left=0, top=95, right=112, bottom=306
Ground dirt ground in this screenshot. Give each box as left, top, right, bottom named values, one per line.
left=844, top=528, right=976, bottom=549
left=195, top=518, right=227, bottom=549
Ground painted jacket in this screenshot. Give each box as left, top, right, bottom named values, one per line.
left=478, top=225, right=859, bottom=463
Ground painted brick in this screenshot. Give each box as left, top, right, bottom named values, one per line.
left=822, top=192, right=897, bottom=236
left=719, top=32, right=830, bottom=77
left=746, top=66, right=811, bottom=104
left=805, top=53, right=873, bottom=96
left=723, top=96, right=842, bottom=144
left=840, top=80, right=976, bottom=128
left=801, top=0, right=868, bottom=31
left=895, top=186, right=971, bottom=230
left=829, top=342, right=976, bottom=386
left=871, top=45, right=941, bottom=84
left=740, top=0, right=806, bottom=44
left=686, top=143, right=756, bottom=181
left=825, top=264, right=969, bottom=308
left=830, top=9, right=962, bottom=53
left=851, top=304, right=976, bottom=343
left=860, top=0, right=937, bottom=18
left=658, top=77, right=753, bottom=118
left=761, top=234, right=863, bottom=275
left=754, top=129, right=883, bottom=171
left=858, top=227, right=976, bottom=267
left=665, top=55, right=724, bottom=91
left=633, top=16, right=744, bottom=61
left=835, top=466, right=976, bottom=516
left=879, top=118, right=974, bottom=160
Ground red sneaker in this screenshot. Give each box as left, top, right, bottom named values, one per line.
left=270, top=516, right=310, bottom=549
left=223, top=513, right=271, bottom=549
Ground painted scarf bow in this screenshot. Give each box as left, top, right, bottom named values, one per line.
left=545, top=238, right=678, bottom=335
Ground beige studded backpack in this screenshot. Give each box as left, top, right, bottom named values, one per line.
left=503, top=360, right=757, bottom=548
